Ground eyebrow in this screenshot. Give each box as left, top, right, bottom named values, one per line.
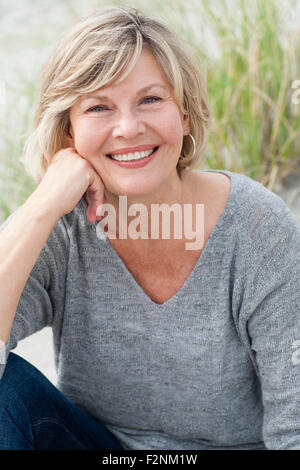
left=80, top=83, right=168, bottom=102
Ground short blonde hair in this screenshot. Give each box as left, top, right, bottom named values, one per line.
left=21, top=5, right=211, bottom=183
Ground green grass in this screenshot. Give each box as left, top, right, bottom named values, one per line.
left=199, top=0, right=300, bottom=190
left=0, top=79, right=38, bottom=220
left=0, top=0, right=299, bottom=221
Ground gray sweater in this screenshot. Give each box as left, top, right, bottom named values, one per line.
left=1, top=169, right=300, bottom=450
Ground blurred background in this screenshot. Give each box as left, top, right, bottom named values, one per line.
left=0, top=0, right=300, bottom=385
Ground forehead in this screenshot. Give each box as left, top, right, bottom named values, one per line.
left=111, top=47, right=169, bottom=85
left=85, top=48, right=171, bottom=100
left=124, top=47, right=168, bottom=81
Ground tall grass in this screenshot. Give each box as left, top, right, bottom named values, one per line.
left=199, top=0, right=300, bottom=190
left=0, top=79, right=37, bottom=220
left=0, top=0, right=299, bottom=221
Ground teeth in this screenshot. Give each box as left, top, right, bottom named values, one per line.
left=109, top=147, right=156, bottom=161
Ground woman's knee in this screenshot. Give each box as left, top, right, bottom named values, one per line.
left=0, top=352, right=47, bottom=408
left=0, top=353, right=39, bottom=449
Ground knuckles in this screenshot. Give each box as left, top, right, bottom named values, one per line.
left=50, top=148, right=104, bottom=188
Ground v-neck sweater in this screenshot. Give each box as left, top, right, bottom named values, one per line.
left=1, top=169, right=300, bottom=450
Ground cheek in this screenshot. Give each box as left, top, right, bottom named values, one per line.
left=157, top=108, right=184, bottom=145
left=73, top=120, right=106, bottom=156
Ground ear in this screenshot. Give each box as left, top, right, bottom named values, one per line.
left=182, top=114, right=191, bottom=136
left=65, top=124, right=74, bottom=147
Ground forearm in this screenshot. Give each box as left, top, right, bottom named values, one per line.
left=0, top=194, right=59, bottom=343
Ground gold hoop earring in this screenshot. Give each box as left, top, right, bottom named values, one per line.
left=187, top=133, right=196, bottom=158
left=180, top=133, right=196, bottom=160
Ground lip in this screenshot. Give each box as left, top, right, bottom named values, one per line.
left=106, top=146, right=159, bottom=169
left=106, top=144, right=158, bottom=156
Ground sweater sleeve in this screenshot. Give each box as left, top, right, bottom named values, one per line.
left=237, top=197, right=300, bottom=449
left=0, top=207, right=69, bottom=380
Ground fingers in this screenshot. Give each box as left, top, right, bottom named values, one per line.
left=85, top=170, right=106, bottom=223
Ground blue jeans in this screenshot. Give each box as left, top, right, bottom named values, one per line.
left=0, top=352, right=124, bottom=450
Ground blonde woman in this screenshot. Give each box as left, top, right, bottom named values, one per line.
left=1, top=6, right=300, bottom=450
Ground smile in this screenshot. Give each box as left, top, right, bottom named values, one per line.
left=106, top=146, right=159, bottom=161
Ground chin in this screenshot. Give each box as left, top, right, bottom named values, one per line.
left=106, top=177, right=161, bottom=198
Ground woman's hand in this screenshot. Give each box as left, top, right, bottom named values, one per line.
left=31, top=147, right=105, bottom=223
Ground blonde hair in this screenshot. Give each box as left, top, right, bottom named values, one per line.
left=21, top=5, right=211, bottom=183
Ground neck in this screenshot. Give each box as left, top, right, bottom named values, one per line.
left=102, top=169, right=193, bottom=240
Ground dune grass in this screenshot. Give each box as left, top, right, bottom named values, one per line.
left=200, top=0, right=300, bottom=189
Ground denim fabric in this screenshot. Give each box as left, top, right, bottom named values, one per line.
left=0, top=352, right=124, bottom=450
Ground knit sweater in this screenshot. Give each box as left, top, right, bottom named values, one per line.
left=1, top=169, right=300, bottom=450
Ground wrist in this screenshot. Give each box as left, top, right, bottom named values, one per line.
left=23, top=192, right=61, bottom=225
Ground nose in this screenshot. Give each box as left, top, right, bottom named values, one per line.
left=112, top=109, right=146, bottom=140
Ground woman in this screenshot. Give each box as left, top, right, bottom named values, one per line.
left=1, top=6, right=300, bottom=451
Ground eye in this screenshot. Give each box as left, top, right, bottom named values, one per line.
left=87, top=105, right=109, bottom=112
left=86, top=96, right=161, bottom=112
left=141, top=96, right=161, bottom=104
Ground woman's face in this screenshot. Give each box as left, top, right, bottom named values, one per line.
left=68, top=48, right=190, bottom=197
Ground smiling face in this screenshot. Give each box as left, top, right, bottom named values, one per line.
left=68, top=47, right=190, bottom=199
